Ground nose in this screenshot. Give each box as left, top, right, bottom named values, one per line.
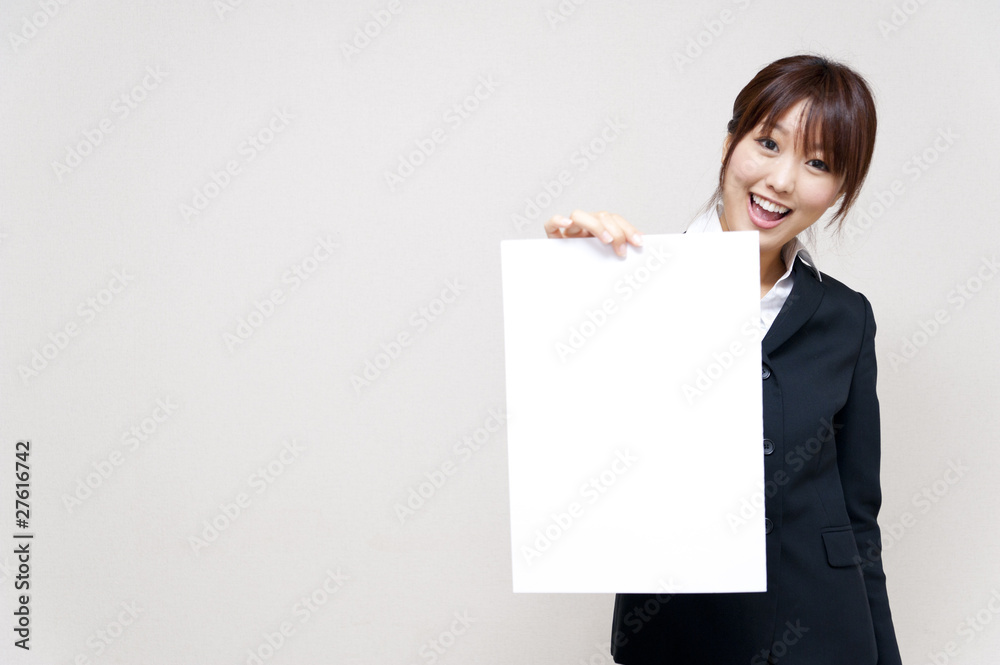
left=765, top=153, right=796, bottom=195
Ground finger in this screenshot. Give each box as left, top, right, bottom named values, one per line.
left=608, top=213, right=644, bottom=247
left=594, top=211, right=631, bottom=257
left=543, top=214, right=573, bottom=238
left=568, top=210, right=615, bottom=244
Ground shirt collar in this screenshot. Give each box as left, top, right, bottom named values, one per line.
left=683, top=203, right=822, bottom=282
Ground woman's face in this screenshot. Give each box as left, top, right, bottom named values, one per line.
left=720, top=99, right=846, bottom=258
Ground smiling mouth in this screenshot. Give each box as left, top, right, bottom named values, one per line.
left=747, top=193, right=792, bottom=229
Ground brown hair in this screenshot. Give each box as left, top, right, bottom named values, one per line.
left=708, top=54, right=877, bottom=230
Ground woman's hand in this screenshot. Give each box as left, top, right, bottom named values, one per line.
left=543, top=210, right=644, bottom=257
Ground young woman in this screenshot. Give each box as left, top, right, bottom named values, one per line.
left=543, top=55, right=902, bottom=665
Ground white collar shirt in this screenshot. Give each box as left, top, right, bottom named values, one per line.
left=684, top=204, right=822, bottom=336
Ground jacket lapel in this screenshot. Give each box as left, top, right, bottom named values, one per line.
left=762, top=256, right=824, bottom=356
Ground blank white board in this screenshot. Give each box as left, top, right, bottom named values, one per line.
left=500, top=231, right=766, bottom=593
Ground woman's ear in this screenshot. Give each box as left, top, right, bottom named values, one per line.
left=722, top=135, right=732, bottom=164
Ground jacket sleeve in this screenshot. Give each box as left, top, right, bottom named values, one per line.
left=833, top=294, right=902, bottom=665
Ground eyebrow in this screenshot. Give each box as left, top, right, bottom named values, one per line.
left=769, top=120, right=825, bottom=154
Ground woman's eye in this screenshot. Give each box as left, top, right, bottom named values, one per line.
left=756, top=137, right=778, bottom=151
left=808, top=159, right=829, bottom=171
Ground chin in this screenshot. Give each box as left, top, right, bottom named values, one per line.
left=724, top=209, right=757, bottom=234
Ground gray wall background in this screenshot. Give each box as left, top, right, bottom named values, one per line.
left=1, top=1, right=997, bottom=663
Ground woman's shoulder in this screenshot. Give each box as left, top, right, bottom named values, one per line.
left=803, top=260, right=876, bottom=331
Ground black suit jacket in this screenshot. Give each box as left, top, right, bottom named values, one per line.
left=610, top=256, right=902, bottom=665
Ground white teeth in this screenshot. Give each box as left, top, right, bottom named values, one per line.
left=751, top=193, right=790, bottom=214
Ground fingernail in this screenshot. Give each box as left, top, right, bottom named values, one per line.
left=600, top=231, right=613, bottom=243
left=631, top=233, right=643, bottom=246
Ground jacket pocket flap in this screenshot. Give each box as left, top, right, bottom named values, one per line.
left=822, top=527, right=861, bottom=567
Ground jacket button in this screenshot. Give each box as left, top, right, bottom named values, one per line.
left=764, top=518, right=773, bottom=534
left=762, top=364, right=771, bottom=380
left=763, top=439, right=774, bottom=455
